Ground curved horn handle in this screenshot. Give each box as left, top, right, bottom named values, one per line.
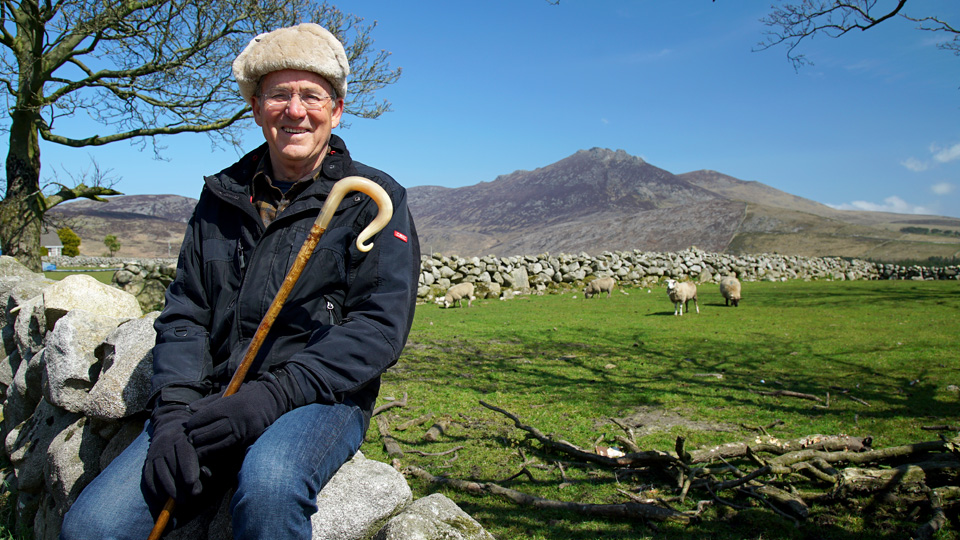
left=315, top=176, right=394, bottom=252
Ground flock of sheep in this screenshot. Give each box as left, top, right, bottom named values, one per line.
left=663, top=276, right=740, bottom=315
left=438, top=276, right=742, bottom=315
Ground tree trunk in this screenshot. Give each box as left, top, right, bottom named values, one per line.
left=2, top=18, right=45, bottom=273
left=3, top=111, right=44, bottom=272
left=3, top=109, right=44, bottom=272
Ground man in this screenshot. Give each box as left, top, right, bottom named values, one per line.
left=61, top=23, right=419, bottom=539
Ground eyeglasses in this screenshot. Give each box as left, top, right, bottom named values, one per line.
left=259, top=90, right=334, bottom=111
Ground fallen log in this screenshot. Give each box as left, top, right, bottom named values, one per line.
left=396, top=413, right=434, bottom=431
left=376, top=415, right=404, bottom=458
left=771, top=440, right=947, bottom=468
left=423, top=418, right=452, bottom=442
left=393, top=401, right=960, bottom=536
left=691, top=434, right=872, bottom=464
left=833, top=459, right=960, bottom=498
left=754, top=484, right=809, bottom=519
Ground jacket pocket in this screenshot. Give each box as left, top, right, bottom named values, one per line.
left=153, top=325, right=212, bottom=386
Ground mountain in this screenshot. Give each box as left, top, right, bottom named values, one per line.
left=408, top=148, right=746, bottom=255
left=407, top=147, right=960, bottom=260
left=46, top=149, right=960, bottom=261
left=48, top=194, right=195, bottom=258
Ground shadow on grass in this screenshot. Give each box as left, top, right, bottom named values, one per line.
left=397, top=321, right=960, bottom=432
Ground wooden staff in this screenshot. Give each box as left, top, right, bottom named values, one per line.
left=148, top=176, right=393, bottom=540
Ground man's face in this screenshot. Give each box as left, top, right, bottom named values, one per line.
left=252, top=69, right=344, bottom=179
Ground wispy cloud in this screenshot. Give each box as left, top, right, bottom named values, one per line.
left=827, top=196, right=931, bottom=215
left=932, top=182, right=955, bottom=195
left=932, top=142, right=960, bottom=163
left=901, top=140, right=960, bottom=171
left=900, top=157, right=929, bottom=172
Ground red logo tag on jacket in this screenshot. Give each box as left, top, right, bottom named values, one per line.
left=394, top=231, right=408, bottom=243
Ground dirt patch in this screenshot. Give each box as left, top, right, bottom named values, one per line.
left=603, top=406, right=740, bottom=437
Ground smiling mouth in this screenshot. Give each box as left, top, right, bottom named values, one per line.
left=282, top=127, right=309, bottom=134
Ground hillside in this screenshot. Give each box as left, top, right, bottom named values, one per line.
left=48, top=195, right=194, bottom=258
left=45, top=149, right=960, bottom=261
left=408, top=148, right=739, bottom=255
left=678, top=169, right=960, bottom=259
left=408, top=148, right=960, bottom=260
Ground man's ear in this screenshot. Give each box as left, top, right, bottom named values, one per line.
left=330, top=98, right=344, bottom=129
left=251, top=97, right=265, bottom=127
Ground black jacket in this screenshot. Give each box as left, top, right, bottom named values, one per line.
left=150, top=135, right=419, bottom=430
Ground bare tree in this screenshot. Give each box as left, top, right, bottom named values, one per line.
left=0, top=0, right=400, bottom=270
left=752, top=1, right=959, bottom=69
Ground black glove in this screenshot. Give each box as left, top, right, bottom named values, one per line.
left=142, top=402, right=203, bottom=504
left=184, top=375, right=289, bottom=460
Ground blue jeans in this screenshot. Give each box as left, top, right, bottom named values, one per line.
left=60, top=401, right=365, bottom=540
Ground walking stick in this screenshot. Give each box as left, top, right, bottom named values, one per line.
left=147, top=176, right=393, bottom=540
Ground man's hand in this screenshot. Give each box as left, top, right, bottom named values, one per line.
left=142, top=403, right=203, bottom=504
left=185, top=378, right=287, bottom=459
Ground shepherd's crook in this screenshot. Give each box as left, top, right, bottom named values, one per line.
left=147, top=176, right=393, bottom=540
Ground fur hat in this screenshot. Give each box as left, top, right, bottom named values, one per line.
left=233, top=23, right=349, bottom=105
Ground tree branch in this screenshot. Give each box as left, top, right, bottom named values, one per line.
left=372, top=392, right=408, bottom=417
left=755, top=0, right=911, bottom=69
left=38, top=108, right=249, bottom=146
left=480, top=400, right=678, bottom=468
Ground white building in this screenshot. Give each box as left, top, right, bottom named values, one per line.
left=41, top=231, right=64, bottom=257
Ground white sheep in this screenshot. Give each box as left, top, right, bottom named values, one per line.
left=583, top=276, right=616, bottom=299
left=719, top=276, right=741, bottom=307
left=443, top=282, right=475, bottom=308
left=665, top=279, right=699, bottom=316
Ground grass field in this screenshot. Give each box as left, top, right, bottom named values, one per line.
left=2, top=279, right=956, bottom=539
left=43, top=268, right=116, bottom=285
left=364, top=279, right=960, bottom=540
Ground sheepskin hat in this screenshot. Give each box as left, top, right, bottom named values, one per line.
left=233, top=23, right=349, bottom=105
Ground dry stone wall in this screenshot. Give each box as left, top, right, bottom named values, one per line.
left=416, top=248, right=958, bottom=302
left=44, top=248, right=958, bottom=310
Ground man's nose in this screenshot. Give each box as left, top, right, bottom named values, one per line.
left=285, top=94, right=307, bottom=117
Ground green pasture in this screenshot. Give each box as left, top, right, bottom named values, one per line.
left=1, top=278, right=956, bottom=539
left=43, top=268, right=115, bottom=285
left=366, top=279, right=960, bottom=540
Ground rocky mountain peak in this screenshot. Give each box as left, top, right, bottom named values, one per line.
left=44, top=148, right=960, bottom=260
left=576, top=147, right=645, bottom=165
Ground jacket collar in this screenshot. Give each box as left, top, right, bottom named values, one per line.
left=205, top=134, right=356, bottom=204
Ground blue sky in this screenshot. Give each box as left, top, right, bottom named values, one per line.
left=37, top=1, right=960, bottom=217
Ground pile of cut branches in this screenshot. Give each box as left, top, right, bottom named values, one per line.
left=375, top=399, right=960, bottom=539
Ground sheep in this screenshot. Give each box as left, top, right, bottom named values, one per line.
left=665, top=279, right=699, bottom=316
left=719, top=276, right=741, bottom=307
left=442, top=282, right=475, bottom=308
left=583, top=276, right=616, bottom=299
